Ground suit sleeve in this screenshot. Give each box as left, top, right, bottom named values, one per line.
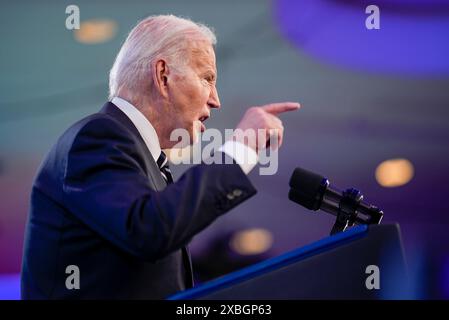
left=62, top=118, right=257, bottom=261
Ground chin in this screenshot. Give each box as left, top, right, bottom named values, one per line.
left=191, top=122, right=202, bottom=145
left=167, top=120, right=201, bottom=148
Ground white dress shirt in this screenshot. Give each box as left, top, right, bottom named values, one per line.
left=111, top=97, right=258, bottom=174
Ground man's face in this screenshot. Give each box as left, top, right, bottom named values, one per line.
left=166, top=41, right=220, bottom=144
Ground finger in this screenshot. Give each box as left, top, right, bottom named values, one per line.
left=261, top=102, right=300, bottom=115
left=272, top=114, right=283, bottom=127
left=264, top=112, right=283, bottom=129
left=266, top=115, right=284, bottom=149
left=266, top=127, right=283, bottom=150
left=278, top=129, right=283, bottom=148
left=278, top=127, right=284, bottom=148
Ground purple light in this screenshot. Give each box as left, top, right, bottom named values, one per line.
left=273, top=0, right=449, bottom=76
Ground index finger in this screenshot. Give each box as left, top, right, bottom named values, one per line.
left=260, top=102, right=301, bottom=115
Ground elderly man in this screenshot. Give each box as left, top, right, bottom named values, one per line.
left=21, top=15, right=299, bottom=299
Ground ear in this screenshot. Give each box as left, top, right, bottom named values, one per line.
left=153, top=59, right=170, bottom=99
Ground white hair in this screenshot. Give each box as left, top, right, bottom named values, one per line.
left=108, top=15, right=217, bottom=101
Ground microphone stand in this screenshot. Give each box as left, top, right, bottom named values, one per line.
left=330, top=188, right=383, bottom=235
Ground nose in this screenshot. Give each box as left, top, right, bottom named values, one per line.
left=207, top=85, right=221, bottom=109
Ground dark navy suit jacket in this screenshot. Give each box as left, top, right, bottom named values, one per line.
left=21, top=102, right=257, bottom=299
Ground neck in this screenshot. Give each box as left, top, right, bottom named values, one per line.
left=116, top=90, right=172, bottom=148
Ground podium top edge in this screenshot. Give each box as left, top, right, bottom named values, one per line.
left=168, top=224, right=371, bottom=300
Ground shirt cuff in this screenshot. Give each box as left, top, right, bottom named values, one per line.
left=218, top=140, right=258, bottom=174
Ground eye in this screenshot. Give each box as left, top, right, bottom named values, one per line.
left=204, top=74, right=215, bottom=83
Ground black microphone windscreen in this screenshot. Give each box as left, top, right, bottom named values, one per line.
left=288, top=167, right=327, bottom=211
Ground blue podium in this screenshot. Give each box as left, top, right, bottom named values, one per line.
left=169, top=224, right=408, bottom=300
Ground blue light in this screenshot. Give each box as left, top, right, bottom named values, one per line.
left=0, top=274, right=20, bottom=300
left=274, top=0, right=449, bottom=76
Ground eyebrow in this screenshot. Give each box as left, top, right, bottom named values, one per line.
left=202, top=69, right=216, bottom=78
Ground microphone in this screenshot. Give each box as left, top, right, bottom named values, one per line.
left=288, top=167, right=383, bottom=234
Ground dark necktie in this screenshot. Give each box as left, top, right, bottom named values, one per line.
left=156, top=151, right=193, bottom=287
left=156, top=151, right=174, bottom=184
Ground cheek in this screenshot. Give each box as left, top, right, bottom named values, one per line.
left=189, top=81, right=208, bottom=102
left=171, top=78, right=209, bottom=121
left=186, top=84, right=209, bottom=115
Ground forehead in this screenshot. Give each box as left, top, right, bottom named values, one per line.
left=187, top=40, right=216, bottom=72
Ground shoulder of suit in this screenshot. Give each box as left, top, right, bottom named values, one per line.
left=53, top=112, right=139, bottom=156
left=66, top=112, right=135, bottom=139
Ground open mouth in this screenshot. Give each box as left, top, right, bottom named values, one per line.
left=198, top=115, right=210, bottom=132
left=199, top=115, right=209, bottom=123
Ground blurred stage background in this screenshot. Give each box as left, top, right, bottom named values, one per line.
left=1, top=0, right=449, bottom=299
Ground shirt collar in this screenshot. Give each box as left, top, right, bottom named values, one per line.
left=111, top=97, right=161, bottom=162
